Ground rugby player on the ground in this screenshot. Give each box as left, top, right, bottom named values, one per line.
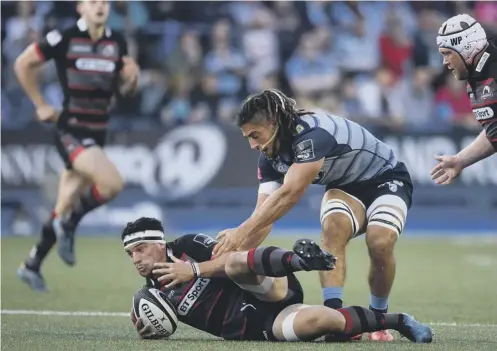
left=431, top=14, right=497, bottom=185
left=212, top=89, right=414, bottom=341
left=15, top=0, right=139, bottom=292
left=124, top=217, right=432, bottom=343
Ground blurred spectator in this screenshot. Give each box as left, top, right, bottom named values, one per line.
left=412, top=10, right=445, bottom=71
left=165, top=30, right=203, bottom=86
left=204, top=19, right=246, bottom=97
left=473, top=2, right=497, bottom=38
left=107, top=1, right=148, bottom=35
left=396, top=68, right=434, bottom=127
left=434, top=75, right=475, bottom=128
left=240, top=6, right=279, bottom=92
left=353, top=68, right=404, bottom=129
left=285, top=31, right=340, bottom=100
left=334, top=18, right=380, bottom=76
left=380, top=15, right=412, bottom=80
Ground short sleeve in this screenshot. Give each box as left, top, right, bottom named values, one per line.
left=171, top=234, right=216, bottom=262
left=293, top=127, right=338, bottom=163
left=36, top=29, right=66, bottom=62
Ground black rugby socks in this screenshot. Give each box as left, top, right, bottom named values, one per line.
left=337, top=306, right=401, bottom=336
left=247, top=246, right=309, bottom=277
left=25, top=211, right=57, bottom=271
left=62, top=185, right=106, bottom=229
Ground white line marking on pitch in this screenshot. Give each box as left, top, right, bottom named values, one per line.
left=2, top=309, right=497, bottom=328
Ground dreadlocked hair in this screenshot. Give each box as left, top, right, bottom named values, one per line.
left=121, top=217, right=164, bottom=241
left=237, top=89, right=308, bottom=132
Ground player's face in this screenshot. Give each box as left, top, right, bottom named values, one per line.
left=126, top=243, right=166, bottom=277
left=439, top=48, right=468, bottom=80
left=241, top=120, right=279, bottom=157
left=78, top=0, right=110, bottom=26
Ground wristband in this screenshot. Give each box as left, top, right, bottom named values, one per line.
left=190, top=262, right=200, bottom=279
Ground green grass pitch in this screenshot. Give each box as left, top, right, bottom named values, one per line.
left=1, top=235, right=497, bottom=350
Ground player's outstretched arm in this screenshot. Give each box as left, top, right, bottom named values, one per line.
left=213, top=159, right=323, bottom=256
left=152, top=253, right=231, bottom=288
left=240, top=159, right=324, bottom=238
left=431, top=130, right=495, bottom=185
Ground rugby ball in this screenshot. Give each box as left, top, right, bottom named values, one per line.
left=133, top=287, right=178, bottom=338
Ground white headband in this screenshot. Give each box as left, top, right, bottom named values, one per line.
left=123, top=230, right=166, bottom=250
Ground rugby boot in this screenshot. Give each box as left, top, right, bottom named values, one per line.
left=17, top=263, right=48, bottom=292
left=53, top=217, right=76, bottom=266
left=293, top=239, right=336, bottom=271
left=368, top=330, right=394, bottom=341
left=397, top=314, right=433, bottom=343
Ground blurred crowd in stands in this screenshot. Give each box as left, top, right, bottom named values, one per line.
left=2, top=1, right=497, bottom=132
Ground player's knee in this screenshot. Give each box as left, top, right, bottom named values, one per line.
left=94, top=174, right=124, bottom=199
left=321, top=215, right=351, bottom=249
left=366, top=229, right=397, bottom=259
left=225, top=252, right=249, bottom=278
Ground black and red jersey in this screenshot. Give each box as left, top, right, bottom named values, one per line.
left=35, top=18, right=127, bottom=132
left=144, top=234, right=303, bottom=341
left=467, top=40, right=497, bottom=151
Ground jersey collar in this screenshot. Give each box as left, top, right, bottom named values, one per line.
left=77, top=18, right=112, bottom=37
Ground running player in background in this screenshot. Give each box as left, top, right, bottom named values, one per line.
left=15, top=0, right=139, bottom=292
left=213, top=89, right=414, bottom=341
left=124, top=217, right=432, bottom=343
left=431, top=14, right=496, bottom=185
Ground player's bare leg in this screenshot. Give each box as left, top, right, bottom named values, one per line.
left=271, top=304, right=432, bottom=343
left=225, top=240, right=336, bottom=302
left=55, top=146, right=124, bottom=265
left=18, top=170, right=89, bottom=291
left=319, top=189, right=366, bottom=310
left=365, top=196, right=407, bottom=342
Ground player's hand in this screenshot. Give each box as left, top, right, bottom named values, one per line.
left=131, top=308, right=158, bottom=339
left=35, top=104, right=59, bottom=123
left=152, top=255, right=194, bottom=288
left=213, top=227, right=244, bottom=258
left=121, top=56, right=140, bottom=83
left=430, top=154, right=463, bottom=185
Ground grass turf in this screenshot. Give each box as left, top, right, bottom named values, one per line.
left=1, top=235, right=497, bottom=350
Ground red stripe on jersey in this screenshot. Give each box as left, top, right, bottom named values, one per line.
left=34, top=43, right=45, bottom=61
left=68, top=107, right=107, bottom=115
left=481, top=117, right=497, bottom=124
left=482, top=78, right=495, bottom=86
left=67, top=54, right=119, bottom=62
left=206, top=289, right=224, bottom=322
left=69, top=146, right=85, bottom=163
left=473, top=100, right=497, bottom=108
left=67, top=84, right=98, bottom=91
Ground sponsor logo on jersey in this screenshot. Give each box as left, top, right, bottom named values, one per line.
left=46, top=30, right=62, bottom=47
left=71, top=44, right=92, bottom=53
left=475, top=52, right=490, bottom=73
left=481, top=86, right=493, bottom=100
left=193, top=234, right=215, bottom=247
left=378, top=180, right=404, bottom=193
left=294, top=139, right=315, bottom=161
left=178, top=278, right=210, bottom=316
left=473, top=107, right=495, bottom=120
left=75, top=58, right=116, bottom=72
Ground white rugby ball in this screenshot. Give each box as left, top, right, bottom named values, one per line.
left=133, top=287, right=178, bottom=338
